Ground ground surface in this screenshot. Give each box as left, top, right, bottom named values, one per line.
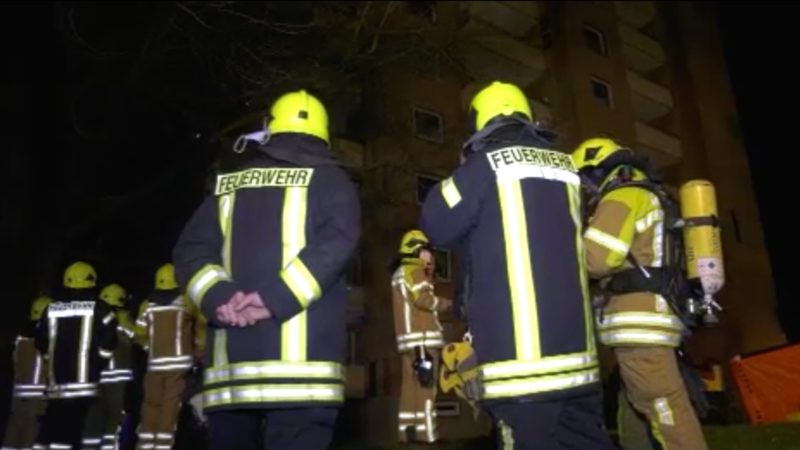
left=332, top=424, right=800, bottom=450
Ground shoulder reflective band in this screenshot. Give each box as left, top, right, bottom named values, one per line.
left=203, top=383, right=344, bottom=407
left=498, top=178, right=540, bottom=360
left=480, top=353, right=597, bottom=381
left=585, top=227, right=630, bottom=255
left=599, top=330, right=681, bottom=347
left=441, top=177, right=462, bottom=208
left=204, top=361, right=345, bottom=384
left=635, top=209, right=665, bottom=233
left=281, top=258, right=321, bottom=308
left=187, top=265, right=230, bottom=308
left=481, top=367, right=599, bottom=400
left=597, top=312, right=683, bottom=332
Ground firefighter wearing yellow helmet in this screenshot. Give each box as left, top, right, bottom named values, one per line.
left=3, top=296, right=51, bottom=450
left=84, top=284, right=136, bottom=450
left=134, top=264, right=204, bottom=450
left=420, top=82, right=613, bottom=449
left=35, top=262, right=118, bottom=449
left=174, top=89, right=360, bottom=449
left=390, top=230, right=452, bottom=443
left=573, top=137, right=711, bottom=449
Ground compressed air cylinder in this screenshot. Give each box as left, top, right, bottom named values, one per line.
left=680, top=180, right=725, bottom=296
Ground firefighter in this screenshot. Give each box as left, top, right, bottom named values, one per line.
left=390, top=230, right=451, bottom=443
left=3, top=295, right=50, bottom=450
left=419, top=81, right=613, bottom=449
left=572, top=137, right=708, bottom=449
left=173, top=89, right=360, bottom=450
left=34, top=262, right=118, bottom=450
left=83, top=284, right=135, bottom=450
left=134, top=264, right=203, bottom=450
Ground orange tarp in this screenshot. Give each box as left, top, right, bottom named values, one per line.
left=729, top=344, right=800, bottom=423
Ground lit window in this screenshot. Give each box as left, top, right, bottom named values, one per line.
left=413, top=107, right=444, bottom=143
left=584, top=25, right=607, bottom=56
left=590, top=78, right=614, bottom=108
left=416, top=174, right=441, bottom=204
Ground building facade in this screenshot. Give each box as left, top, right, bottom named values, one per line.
left=330, top=1, right=785, bottom=442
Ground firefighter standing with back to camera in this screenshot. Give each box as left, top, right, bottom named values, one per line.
left=573, top=137, right=725, bottom=450
left=3, top=295, right=50, bottom=450
left=173, top=90, right=360, bottom=450
left=35, top=262, right=118, bottom=450
left=391, top=230, right=452, bottom=444
left=83, top=283, right=136, bottom=450
left=420, top=81, right=614, bottom=449
left=135, top=264, right=204, bottom=450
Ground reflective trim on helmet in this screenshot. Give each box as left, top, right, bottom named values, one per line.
left=482, top=368, right=599, bottom=400
left=204, top=361, right=344, bottom=384
left=441, top=177, right=462, bottom=208
left=585, top=227, right=630, bottom=255
left=480, top=353, right=597, bottom=381
left=203, top=383, right=343, bottom=407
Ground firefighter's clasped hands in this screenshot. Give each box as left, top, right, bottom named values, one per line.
left=216, top=291, right=272, bottom=327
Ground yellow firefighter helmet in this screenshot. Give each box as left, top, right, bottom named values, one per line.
left=440, top=341, right=482, bottom=415
left=155, top=263, right=179, bottom=291
left=268, top=90, right=329, bottom=145
left=571, top=137, right=625, bottom=170
left=63, top=261, right=97, bottom=289
left=99, top=283, right=127, bottom=308
left=469, top=81, right=533, bottom=133
left=398, top=230, right=430, bottom=256
left=30, top=295, right=51, bottom=321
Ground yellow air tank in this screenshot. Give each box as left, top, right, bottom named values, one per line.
left=680, top=180, right=725, bottom=295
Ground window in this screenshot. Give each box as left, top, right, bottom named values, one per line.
left=413, top=106, right=444, bottom=143
left=590, top=78, right=614, bottom=108
left=433, top=248, right=451, bottom=282
left=584, top=25, right=607, bottom=56
left=416, top=174, right=441, bottom=204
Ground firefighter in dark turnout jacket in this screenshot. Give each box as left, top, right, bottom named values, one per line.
left=35, top=262, right=118, bottom=450
left=174, top=90, right=360, bottom=450
left=3, top=296, right=50, bottom=450
left=83, top=284, right=135, bottom=450
left=420, top=82, right=613, bottom=449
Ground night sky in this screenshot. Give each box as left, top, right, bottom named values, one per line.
left=1, top=2, right=795, bottom=340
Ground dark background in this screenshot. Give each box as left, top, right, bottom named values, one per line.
left=0, top=1, right=793, bottom=339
